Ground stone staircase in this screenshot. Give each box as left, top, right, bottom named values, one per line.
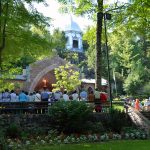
left=127, top=105, right=150, bottom=136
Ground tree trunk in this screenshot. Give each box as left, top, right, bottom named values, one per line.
left=0, top=0, right=9, bottom=69
left=95, top=0, right=103, bottom=90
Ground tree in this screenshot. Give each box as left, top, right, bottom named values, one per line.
left=52, top=63, right=81, bottom=92
left=81, top=0, right=149, bottom=95
left=0, top=0, right=51, bottom=69
left=108, top=0, right=150, bottom=95
left=83, top=26, right=108, bottom=78
left=57, top=0, right=104, bottom=90
left=51, top=28, right=67, bottom=56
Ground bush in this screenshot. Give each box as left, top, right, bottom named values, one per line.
left=6, top=123, right=21, bottom=138
left=48, top=101, right=93, bottom=133
left=0, top=129, right=7, bottom=150
left=103, top=108, right=132, bottom=133
left=87, top=121, right=105, bottom=134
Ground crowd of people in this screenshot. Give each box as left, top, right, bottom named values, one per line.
left=0, top=88, right=108, bottom=104
left=124, top=97, right=150, bottom=112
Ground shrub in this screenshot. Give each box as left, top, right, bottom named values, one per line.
left=103, top=108, right=132, bottom=133
left=48, top=101, right=93, bottom=133
left=87, top=121, right=105, bottom=134
left=0, top=129, right=7, bottom=150
left=6, top=123, right=21, bottom=138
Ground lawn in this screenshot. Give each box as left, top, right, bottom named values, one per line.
left=113, top=104, right=124, bottom=111
left=30, top=140, right=150, bottom=150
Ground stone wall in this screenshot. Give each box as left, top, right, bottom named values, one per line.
left=0, top=114, right=51, bottom=133
left=0, top=113, right=110, bottom=131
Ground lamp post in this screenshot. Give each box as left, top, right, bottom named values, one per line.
left=104, top=13, right=113, bottom=108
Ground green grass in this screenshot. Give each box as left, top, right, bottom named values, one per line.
left=30, top=140, right=150, bottom=150
left=113, top=104, right=124, bottom=111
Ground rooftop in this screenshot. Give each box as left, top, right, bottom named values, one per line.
left=65, top=15, right=81, bottom=32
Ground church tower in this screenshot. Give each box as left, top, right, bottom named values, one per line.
left=65, top=15, right=83, bottom=52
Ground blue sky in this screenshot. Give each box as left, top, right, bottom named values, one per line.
left=34, top=0, right=128, bottom=31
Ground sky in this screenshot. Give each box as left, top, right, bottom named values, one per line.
left=34, top=0, right=128, bottom=31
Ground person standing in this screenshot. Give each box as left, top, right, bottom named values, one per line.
left=135, top=99, right=142, bottom=111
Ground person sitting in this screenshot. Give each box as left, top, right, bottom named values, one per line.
left=80, top=89, right=88, bottom=101
left=10, top=90, right=17, bottom=102
left=54, top=90, right=62, bottom=101
left=63, top=90, right=69, bottom=101
left=35, top=91, right=41, bottom=102
left=2, top=89, right=10, bottom=102
left=88, top=91, right=94, bottom=103
left=41, top=88, right=49, bottom=101
left=19, top=91, right=28, bottom=102
left=29, top=93, right=35, bottom=102
left=72, top=90, right=79, bottom=101
left=0, top=91, right=2, bottom=102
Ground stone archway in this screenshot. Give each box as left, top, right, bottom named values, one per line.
left=23, top=56, right=69, bottom=92
left=29, top=65, right=59, bottom=92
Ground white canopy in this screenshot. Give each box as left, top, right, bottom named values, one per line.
left=81, top=78, right=107, bottom=85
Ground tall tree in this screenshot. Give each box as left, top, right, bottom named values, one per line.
left=0, top=0, right=51, bottom=69
left=51, top=28, right=67, bottom=56
left=108, top=0, right=150, bottom=95
left=57, top=0, right=104, bottom=89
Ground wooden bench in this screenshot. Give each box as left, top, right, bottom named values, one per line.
left=0, top=102, right=49, bottom=114
left=0, top=101, right=111, bottom=114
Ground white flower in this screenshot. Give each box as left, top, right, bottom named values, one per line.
left=100, top=135, right=105, bottom=141
left=25, top=140, right=30, bottom=145
left=64, top=138, right=69, bottom=144
left=76, top=138, right=80, bottom=143
left=41, top=140, right=46, bottom=144
left=125, top=133, right=129, bottom=139
left=49, top=140, right=53, bottom=144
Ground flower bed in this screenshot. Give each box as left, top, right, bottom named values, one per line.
left=2, top=129, right=148, bottom=150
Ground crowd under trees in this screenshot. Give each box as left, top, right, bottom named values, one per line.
left=0, top=0, right=149, bottom=96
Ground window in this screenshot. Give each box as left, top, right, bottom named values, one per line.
left=73, top=40, right=78, bottom=48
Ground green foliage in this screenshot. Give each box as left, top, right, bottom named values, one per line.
left=0, top=0, right=52, bottom=60
left=103, top=108, right=131, bottom=133
left=51, top=29, right=67, bottom=56
left=87, top=121, right=105, bottom=134
left=6, top=123, right=21, bottom=138
left=48, top=100, right=93, bottom=133
left=109, top=0, right=150, bottom=95
left=0, top=129, right=7, bottom=150
left=53, top=63, right=81, bottom=92
left=83, top=27, right=96, bottom=69
left=142, top=82, right=150, bottom=95
left=0, top=0, right=55, bottom=90
left=83, top=26, right=107, bottom=77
